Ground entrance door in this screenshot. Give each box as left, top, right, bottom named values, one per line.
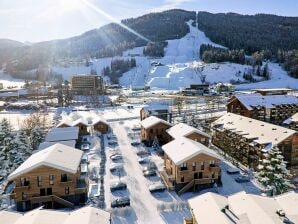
left=40, top=188, right=46, bottom=196
left=194, top=172, right=199, bottom=179
left=46, top=188, right=52, bottom=195
left=199, top=172, right=203, bottom=179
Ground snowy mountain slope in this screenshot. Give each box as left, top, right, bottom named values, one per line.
left=41, top=20, right=298, bottom=90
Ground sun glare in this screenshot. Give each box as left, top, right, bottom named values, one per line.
left=60, top=0, right=83, bottom=11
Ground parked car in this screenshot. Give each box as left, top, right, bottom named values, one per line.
left=143, top=163, right=157, bottom=172
left=110, top=154, right=122, bottom=161
left=235, top=175, right=250, bottom=183
left=227, top=168, right=240, bottom=175
left=111, top=197, right=130, bottom=208
left=149, top=183, right=166, bottom=193
left=110, top=164, right=124, bottom=172
left=108, top=141, right=118, bottom=146
left=136, top=150, right=151, bottom=157
left=81, top=143, right=90, bottom=151
left=107, top=135, right=117, bottom=140
left=143, top=170, right=157, bottom=177
left=138, top=157, right=151, bottom=164
left=110, top=181, right=127, bottom=192
left=131, top=141, right=141, bottom=146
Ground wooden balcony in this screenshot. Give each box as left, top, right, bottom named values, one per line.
left=160, top=170, right=175, bottom=191
left=31, top=195, right=74, bottom=208
left=184, top=218, right=194, bottom=224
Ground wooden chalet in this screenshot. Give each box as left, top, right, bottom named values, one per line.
left=140, top=103, right=170, bottom=122
left=57, top=119, right=89, bottom=135
left=160, top=137, right=221, bottom=195
left=211, top=113, right=298, bottom=175
left=227, top=94, right=298, bottom=125
left=8, top=144, right=87, bottom=212
left=166, top=123, right=210, bottom=146
left=140, top=116, right=172, bottom=146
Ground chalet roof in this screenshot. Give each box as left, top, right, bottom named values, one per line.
left=139, top=116, right=172, bottom=129
left=188, top=192, right=231, bottom=224
left=283, top=112, right=298, bottom=125
left=212, top=113, right=296, bottom=146
left=8, top=143, right=83, bottom=180
left=166, top=123, right=210, bottom=139
left=57, top=117, right=109, bottom=128
left=162, top=137, right=220, bottom=165
left=38, top=140, right=76, bottom=150
left=91, top=117, right=109, bottom=126
left=45, top=127, right=79, bottom=142
left=234, top=94, right=298, bottom=110
left=0, top=206, right=110, bottom=224
left=188, top=191, right=298, bottom=224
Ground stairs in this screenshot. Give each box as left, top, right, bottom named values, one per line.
left=178, top=179, right=195, bottom=195
left=31, top=195, right=74, bottom=209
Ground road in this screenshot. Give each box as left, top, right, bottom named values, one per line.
left=111, top=122, right=164, bottom=224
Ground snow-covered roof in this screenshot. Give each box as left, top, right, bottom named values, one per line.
left=189, top=191, right=298, bottom=224
left=162, top=137, right=220, bottom=165
left=45, top=127, right=79, bottom=142
left=91, top=117, right=109, bottom=126
left=212, top=113, right=296, bottom=146
left=38, top=140, right=76, bottom=150
left=0, top=206, right=110, bottom=224
left=166, top=123, right=210, bottom=139
left=283, top=112, right=298, bottom=125
left=233, top=94, right=298, bottom=110
left=188, top=192, right=231, bottom=224
left=8, top=143, right=83, bottom=180
left=57, top=117, right=108, bottom=128
left=252, top=88, right=292, bottom=92
left=140, top=116, right=172, bottom=129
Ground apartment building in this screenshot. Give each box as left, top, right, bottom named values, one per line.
left=70, top=75, right=104, bottom=95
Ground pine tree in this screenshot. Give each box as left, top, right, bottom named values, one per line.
left=152, top=136, right=161, bottom=152
left=29, top=128, right=44, bottom=151
left=257, top=146, right=293, bottom=195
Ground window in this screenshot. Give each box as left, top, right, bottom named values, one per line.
left=21, top=178, right=29, bottom=187
left=61, top=174, right=68, bottom=182
left=180, top=162, right=187, bottom=171
left=181, top=176, right=184, bottom=183
left=211, top=172, right=215, bottom=178
left=200, top=161, right=204, bottom=170
left=192, top=162, right=196, bottom=171
left=201, top=137, right=205, bottom=143
left=210, top=160, right=215, bottom=167
left=37, top=176, right=42, bottom=187
left=49, top=175, right=54, bottom=185
left=65, top=187, right=70, bottom=195
left=150, top=129, right=153, bottom=134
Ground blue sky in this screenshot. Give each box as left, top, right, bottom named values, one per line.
left=0, top=0, right=297, bottom=43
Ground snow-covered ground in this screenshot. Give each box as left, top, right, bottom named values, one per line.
left=0, top=72, right=25, bottom=88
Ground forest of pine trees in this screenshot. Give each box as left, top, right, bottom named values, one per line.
left=197, top=12, right=298, bottom=78
left=101, top=58, right=136, bottom=84
left=200, top=44, right=245, bottom=64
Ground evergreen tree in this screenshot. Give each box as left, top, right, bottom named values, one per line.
left=152, top=136, right=161, bottom=152
left=29, top=128, right=44, bottom=151
left=257, top=146, right=293, bottom=195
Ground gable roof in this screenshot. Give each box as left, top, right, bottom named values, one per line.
left=162, top=137, right=220, bottom=165
left=57, top=118, right=89, bottom=128
left=167, top=123, right=210, bottom=139
left=212, top=113, right=296, bottom=146
left=233, top=94, right=298, bottom=110
left=0, top=206, right=110, bottom=224
left=38, top=140, right=76, bottom=150
left=8, top=143, right=83, bottom=180
left=45, top=127, right=79, bottom=142
left=140, top=116, right=172, bottom=129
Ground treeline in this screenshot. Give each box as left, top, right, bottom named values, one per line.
left=200, top=44, right=245, bottom=64
left=101, top=58, right=137, bottom=84
left=242, top=64, right=270, bottom=82
left=143, top=41, right=168, bottom=57
left=197, top=12, right=298, bottom=78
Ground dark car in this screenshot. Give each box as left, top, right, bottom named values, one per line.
left=226, top=168, right=240, bottom=175
left=110, top=181, right=127, bottom=192
left=108, top=141, right=118, bottom=146
left=143, top=170, right=156, bottom=177
left=149, top=183, right=166, bottom=193
left=142, top=163, right=157, bottom=172
left=138, top=157, right=150, bottom=164
left=110, top=154, right=122, bottom=161
left=110, top=164, right=124, bottom=172
left=136, top=150, right=151, bottom=157
left=235, top=175, right=250, bottom=183
left=131, top=141, right=141, bottom=146
left=111, top=197, right=130, bottom=208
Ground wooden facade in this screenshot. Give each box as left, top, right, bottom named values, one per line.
left=212, top=127, right=298, bottom=176
left=227, top=96, right=298, bottom=125
left=161, top=153, right=221, bottom=194
left=10, top=165, right=88, bottom=212
left=93, top=121, right=109, bottom=134
left=140, top=122, right=172, bottom=146
left=182, top=132, right=210, bottom=147
left=58, top=123, right=88, bottom=136
left=140, top=107, right=169, bottom=122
